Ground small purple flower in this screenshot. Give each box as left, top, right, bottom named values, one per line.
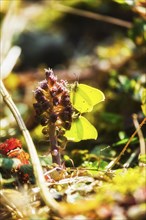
left=33, top=68, right=73, bottom=136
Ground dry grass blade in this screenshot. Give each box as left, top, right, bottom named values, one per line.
left=54, top=3, right=132, bottom=28
left=133, top=114, right=146, bottom=155
left=0, top=190, right=24, bottom=219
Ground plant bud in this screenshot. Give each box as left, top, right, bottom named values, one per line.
left=40, top=117, right=49, bottom=126
left=45, top=69, right=57, bottom=86
left=42, top=127, right=49, bottom=135
left=63, top=122, right=71, bottom=130
left=51, top=149, right=58, bottom=156
left=33, top=103, right=43, bottom=115
left=57, top=86, right=64, bottom=94
left=59, top=111, right=71, bottom=121
left=65, top=105, right=73, bottom=114
left=42, top=100, right=50, bottom=111
left=45, top=68, right=53, bottom=79
left=34, top=89, right=44, bottom=102
left=53, top=97, right=59, bottom=106
left=39, top=80, right=49, bottom=91
left=50, top=113, right=58, bottom=123
left=50, top=88, right=58, bottom=97
left=60, top=93, right=70, bottom=105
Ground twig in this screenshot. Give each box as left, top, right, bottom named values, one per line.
left=54, top=3, right=132, bottom=28
left=133, top=114, right=146, bottom=166
left=123, top=148, right=139, bottom=168
left=0, top=191, right=24, bottom=218
left=106, top=117, right=146, bottom=170
left=133, top=114, right=146, bottom=155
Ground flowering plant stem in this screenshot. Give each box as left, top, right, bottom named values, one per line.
left=49, top=123, right=61, bottom=165
left=0, top=79, right=63, bottom=215
left=33, top=69, right=73, bottom=166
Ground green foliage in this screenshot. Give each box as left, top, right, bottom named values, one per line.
left=0, top=155, right=20, bottom=170
left=129, top=19, right=146, bottom=46
left=112, top=167, right=146, bottom=193
left=139, top=154, right=146, bottom=164
left=91, top=145, right=116, bottom=158
left=100, top=112, right=123, bottom=125
left=39, top=155, right=52, bottom=166
left=82, top=160, right=108, bottom=174
left=112, top=137, right=138, bottom=146
left=113, top=0, right=134, bottom=5
left=141, top=88, right=146, bottom=116
left=110, top=72, right=142, bottom=99
left=0, top=175, right=15, bottom=186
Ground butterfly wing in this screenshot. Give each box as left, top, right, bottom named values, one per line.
left=70, top=84, right=105, bottom=113
left=65, top=116, right=98, bottom=142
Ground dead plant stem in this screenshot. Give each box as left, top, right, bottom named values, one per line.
left=133, top=114, right=145, bottom=155
left=54, top=3, right=132, bottom=28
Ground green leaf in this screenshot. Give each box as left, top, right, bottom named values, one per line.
left=98, top=160, right=108, bottom=170
left=65, top=116, right=98, bottom=142
left=0, top=175, right=15, bottom=186
left=139, top=154, right=146, bottom=164
left=112, top=137, right=138, bottom=147
left=141, top=104, right=146, bottom=116
left=0, top=157, right=21, bottom=169
left=141, top=88, right=146, bottom=115
left=113, top=0, right=134, bottom=5
left=141, top=88, right=146, bottom=104
left=39, top=155, right=52, bottom=166
left=70, top=83, right=105, bottom=113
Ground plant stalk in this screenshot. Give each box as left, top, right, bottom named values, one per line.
left=49, top=123, right=61, bottom=165
left=54, top=3, right=132, bottom=28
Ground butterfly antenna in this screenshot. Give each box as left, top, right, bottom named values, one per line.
left=73, top=72, right=80, bottom=84
left=72, top=73, right=80, bottom=105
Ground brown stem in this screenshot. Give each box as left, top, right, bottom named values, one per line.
left=54, top=3, right=132, bottom=28
left=49, top=123, right=61, bottom=166
left=133, top=114, right=146, bottom=155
